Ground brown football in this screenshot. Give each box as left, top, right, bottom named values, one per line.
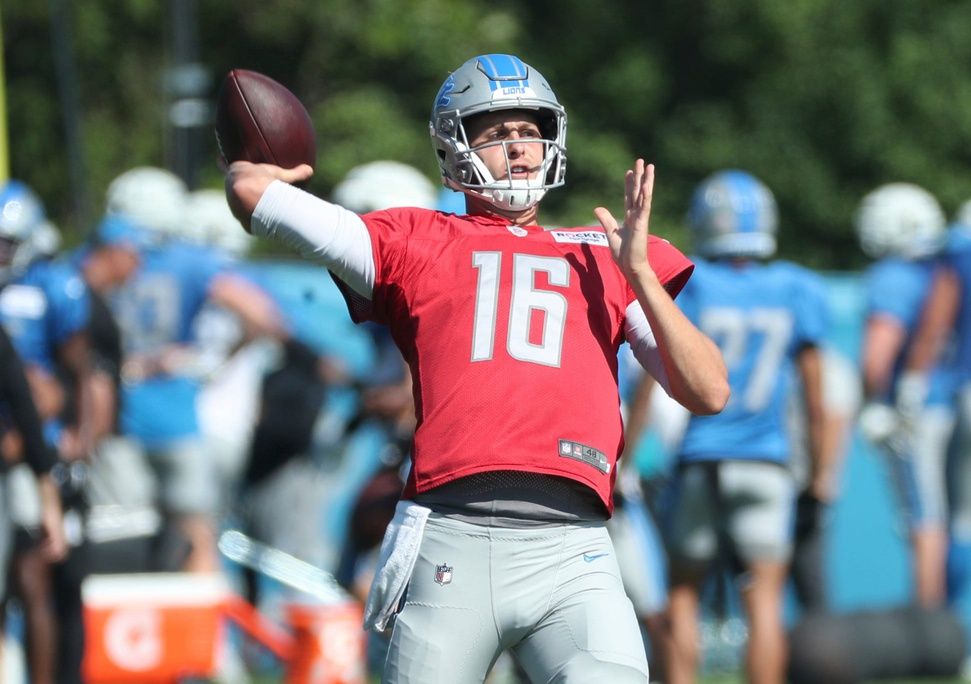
left=215, top=69, right=317, bottom=169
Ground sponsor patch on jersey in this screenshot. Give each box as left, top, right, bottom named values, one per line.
left=549, top=230, right=609, bottom=247
left=434, top=562, right=453, bottom=586
left=558, top=439, right=610, bottom=474
left=0, top=284, right=47, bottom=319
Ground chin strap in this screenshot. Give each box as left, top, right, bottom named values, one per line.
left=482, top=181, right=547, bottom=211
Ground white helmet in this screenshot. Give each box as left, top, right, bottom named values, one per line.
left=106, top=166, right=188, bottom=237
left=429, top=54, right=567, bottom=212
left=185, top=189, right=254, bottom=256
left=855, top=183, right=946, bottom=259
left=0, top=180, right=47, bottom=281
left=332, top=161, right=437, bottom=213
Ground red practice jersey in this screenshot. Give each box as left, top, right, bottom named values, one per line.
left=346, top=209, right=693, bottom=514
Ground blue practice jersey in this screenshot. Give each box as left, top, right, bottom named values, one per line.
left=111, top=240, right=224, bottom=446
left=0, top=259, right=89, bottom=372
left=677, top=259, right=828, bottom=464
left=0, top=259, right=90, bottom=446
left=944, top=235, right=971, bottom=387
left=864, top=256, right=959, bottom=406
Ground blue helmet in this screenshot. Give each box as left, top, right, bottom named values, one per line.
left=687, top=170, right=778, bottom=259
left=0, top=180, right=48, bottom=281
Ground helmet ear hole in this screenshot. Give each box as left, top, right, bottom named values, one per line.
left=538, top=113, right=558, bottom=141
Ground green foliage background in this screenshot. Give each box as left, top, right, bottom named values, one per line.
left=5, top=0, right=971, bottom=268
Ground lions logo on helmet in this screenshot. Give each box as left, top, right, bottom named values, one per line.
left=855, top=183, right=945, bottom=260
left=0, top=180, right=49, bottom=282
left=688, top=170, right=778, bottom=259
left=429, top=54, right=567, bottom=212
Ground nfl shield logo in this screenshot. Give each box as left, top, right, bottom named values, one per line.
left=434, top=562, right=453, bottom=586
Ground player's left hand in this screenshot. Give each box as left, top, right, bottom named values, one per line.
left=595, top=159, right=656, bottom=280
left=37, top=473, right=68, bottom=562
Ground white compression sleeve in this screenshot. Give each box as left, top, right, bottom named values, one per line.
left=251, top=180, right=375, bottom=297
left=624, top=300, right=673, bottom=396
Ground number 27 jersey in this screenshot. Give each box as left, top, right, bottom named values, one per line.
left=349, top=208, right=693, bottom=514
left=676, top=258, right=828, bottom=464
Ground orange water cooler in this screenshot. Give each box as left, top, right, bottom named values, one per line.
left=284, top=600, right=366, bottom=684
left=82, top=573, right=229, bottom=683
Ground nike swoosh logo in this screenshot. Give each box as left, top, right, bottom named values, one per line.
left=582, top=552, right=609, bottom=562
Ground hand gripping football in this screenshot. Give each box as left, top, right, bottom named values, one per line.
left=215, top=69, right=317, bottom=170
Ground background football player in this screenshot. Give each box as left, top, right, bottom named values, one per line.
left=855, top=182, right=955, bottom=608
left=660, top=170, right=832, bottom=684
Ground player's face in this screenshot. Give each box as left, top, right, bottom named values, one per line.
left=465, top=110, right=545, bottom=183
left=108, top=246, right=141, bottom=285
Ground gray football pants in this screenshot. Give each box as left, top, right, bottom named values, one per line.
left=383, top=514, right=649, bottom=683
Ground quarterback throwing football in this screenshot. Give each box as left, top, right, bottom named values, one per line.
left=224, top=54, right=728, bottom=683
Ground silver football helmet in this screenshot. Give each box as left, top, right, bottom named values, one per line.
left=855, top=183, right=945, bottom=259
left=429, top=54, right=567, bottom=212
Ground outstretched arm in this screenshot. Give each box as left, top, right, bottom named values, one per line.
left=595, top=160, right=729, bottom=415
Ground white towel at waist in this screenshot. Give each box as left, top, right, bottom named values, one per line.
left=363, top=499, right=431, bottom=633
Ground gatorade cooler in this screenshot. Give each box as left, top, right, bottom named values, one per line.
left=82, top=573, right=229, bottom=683
left=285, top=600, right=366, bottom=684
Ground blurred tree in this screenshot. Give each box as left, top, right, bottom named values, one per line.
left=517, top=0, right=971, bottom=268
left=3, top=0, right=971, bottom=268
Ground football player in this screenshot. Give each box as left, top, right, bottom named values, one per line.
left=224, top=54, right=728, bottom=683
left=105, top=167, right=284, bottom=572
left=0, top=179, right=91, bottom=684
left=900, top=203, right=971, bottom=608
left=184, top=188, right=264, bottom=496
left=660, top=170, right=831, bottom=684
left=855, top=183, right=955, bottom=608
